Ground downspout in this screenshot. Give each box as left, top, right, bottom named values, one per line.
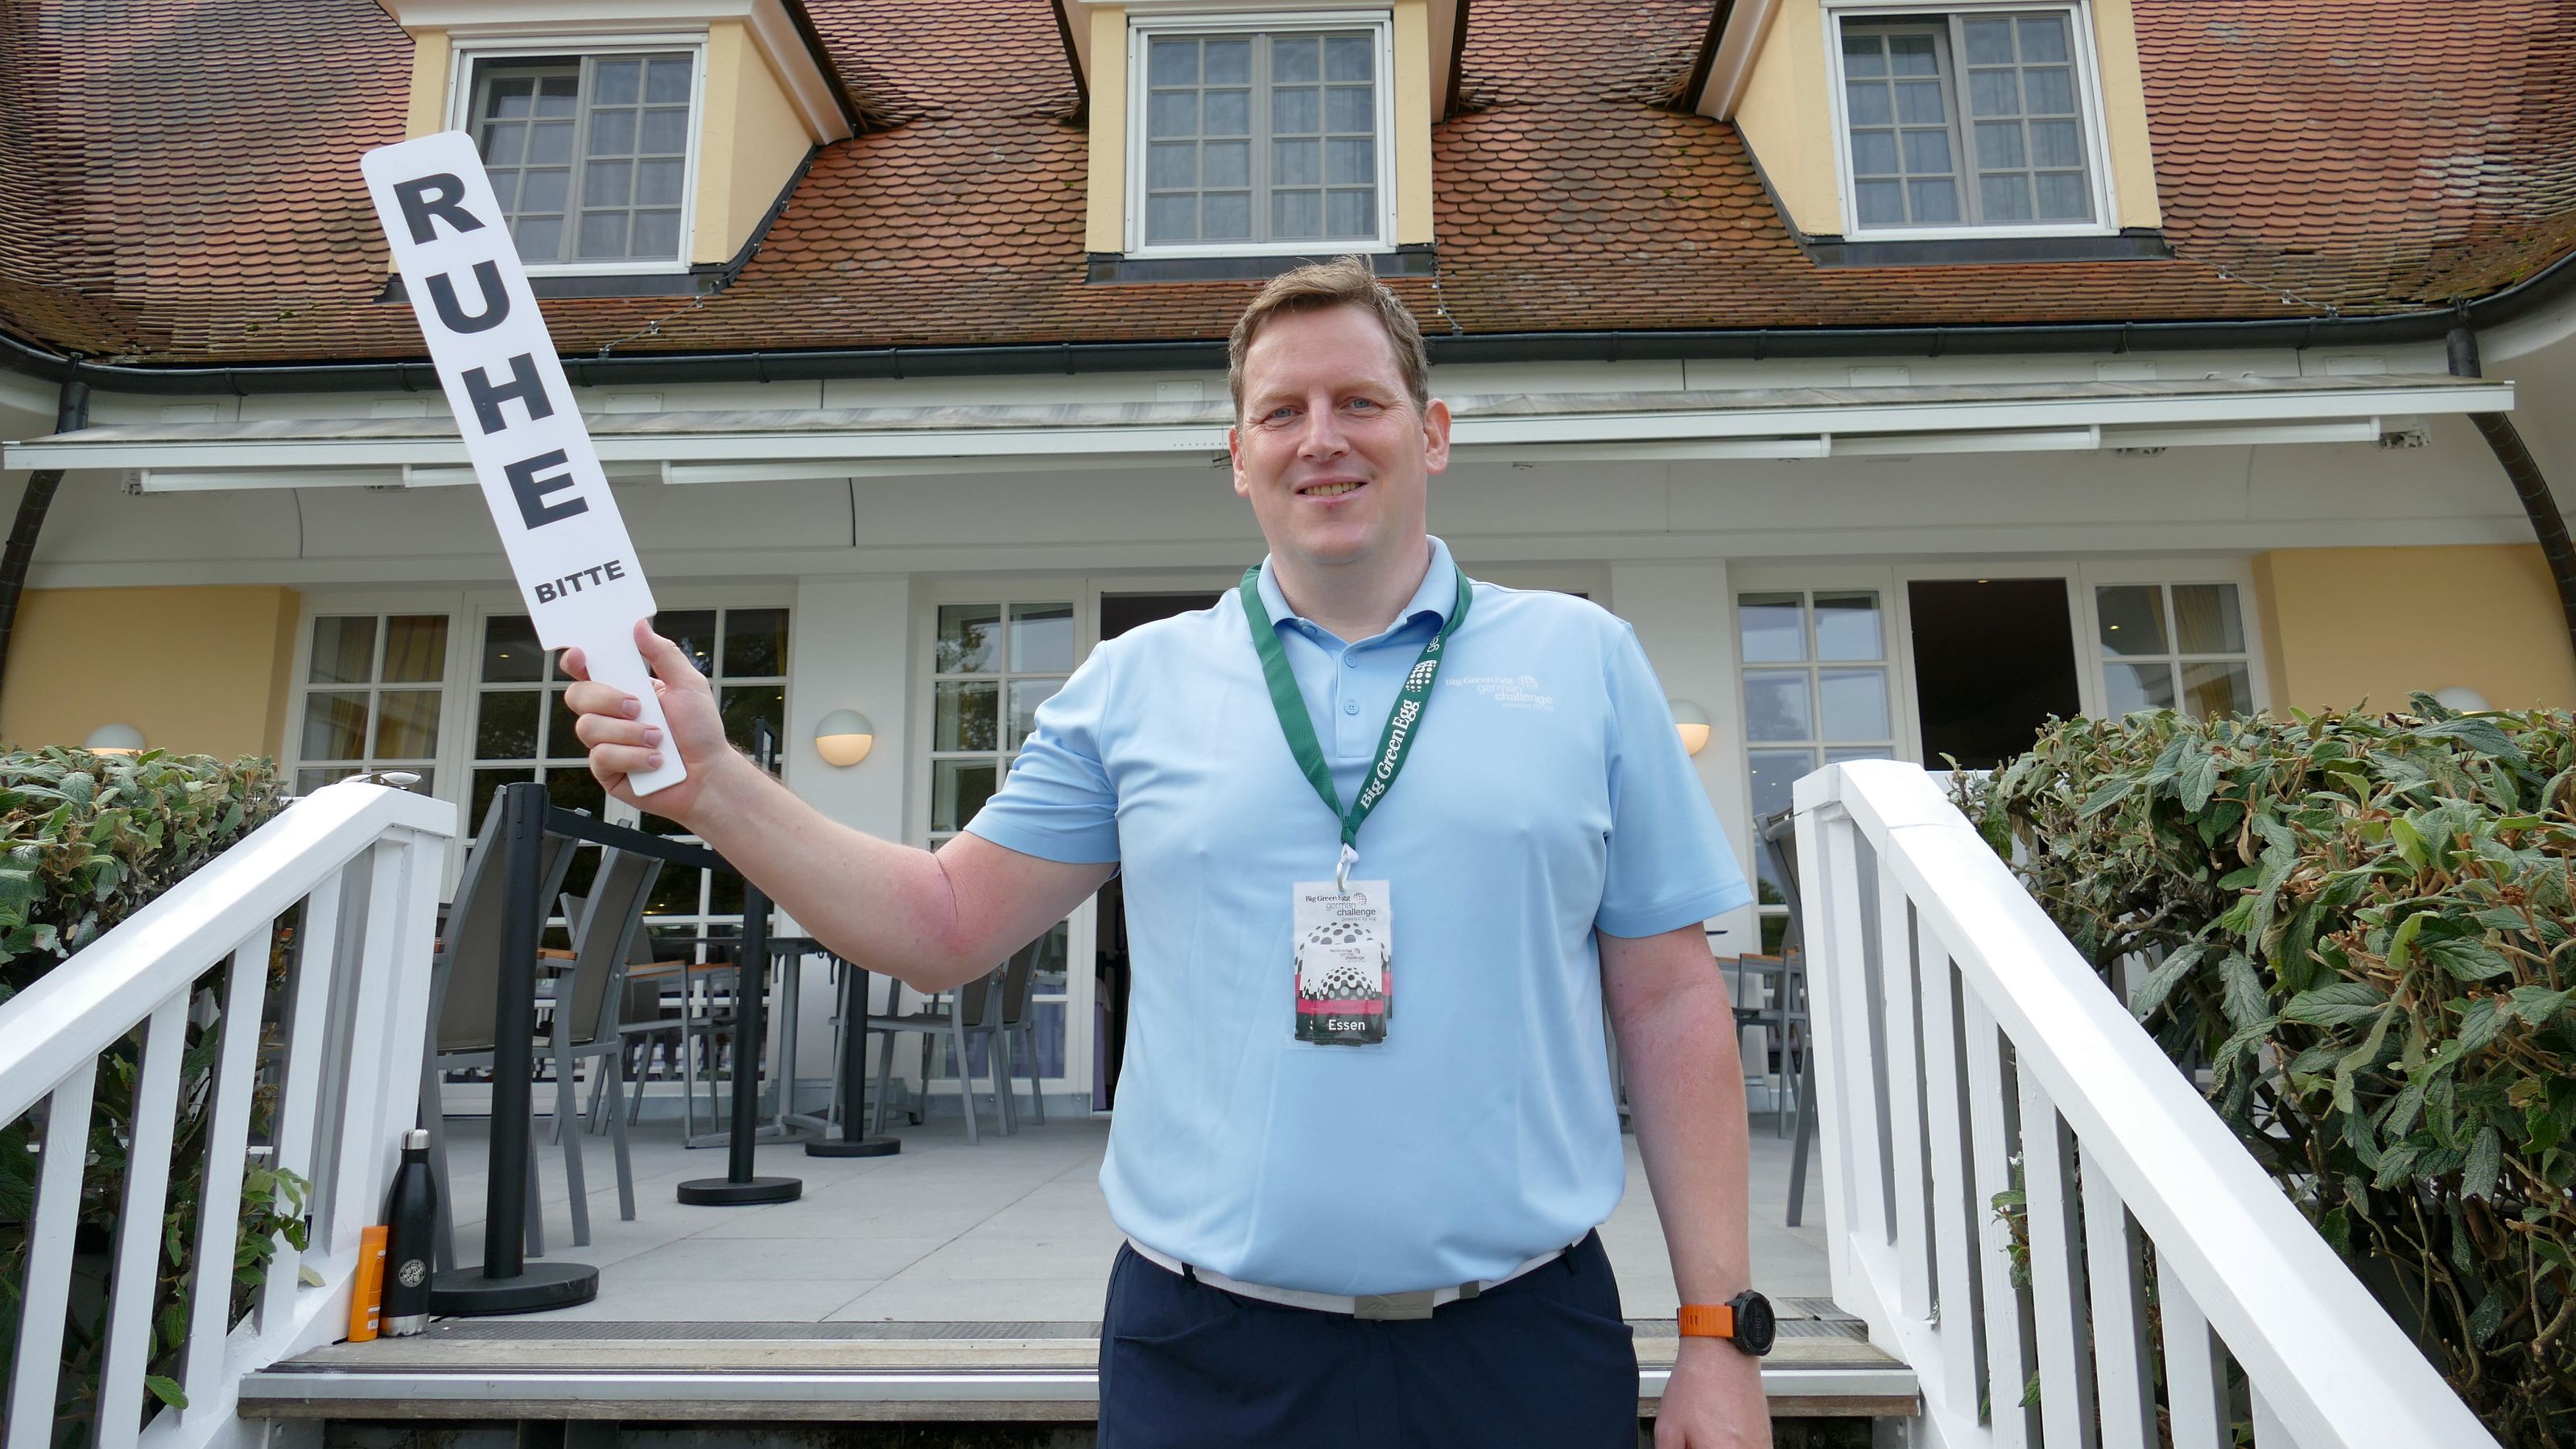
left=2449, top=324, right=2576, bottom=667
left=0, top=379, right=89, bottom=705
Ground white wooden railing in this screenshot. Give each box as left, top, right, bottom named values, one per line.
left=1793, top=761, right=2493, bottom=1449
left=2, top=783, right=452, bottom=1449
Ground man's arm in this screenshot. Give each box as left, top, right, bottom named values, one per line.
left=565, top=622, right=1113, bottom=993
left=1603, top=923, right=1770, bottom=1449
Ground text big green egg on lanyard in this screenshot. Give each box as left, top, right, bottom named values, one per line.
left=1239, top=564, right=1472, bottom=1046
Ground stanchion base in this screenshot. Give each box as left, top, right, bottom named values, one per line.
left=805, top=1136, right=902, bottom=1158
left=678, top=1174, right=803, bottom=1205
left=427, top=1261, right=598, bottom=1316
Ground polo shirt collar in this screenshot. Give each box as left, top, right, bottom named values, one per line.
left=1254, top=535, right=1461, bottom=642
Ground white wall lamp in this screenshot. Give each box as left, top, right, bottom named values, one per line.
left=814, top=708, right=877, bottom=767
left=83, top=723, right=147, bottom=755
left=1669, top=699, right=1712, bottom=758
left=2431, top=687, right=2492, bottom=713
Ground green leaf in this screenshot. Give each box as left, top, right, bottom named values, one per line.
left=2285, top=981, right=2388, bottom=1027
left=2128, top=943, right=2203, bottom=1020
left=2459, top=998, right=2507, bottom=1053
left=143, top=1375, right=188, bottom=1409
left=2384, top=910, right=2427, bottom=973
left=299, top=1265, right=326, bottom=1288
left=2507, top=985, right=2573, bottom=1027
left=2469, top=1290, right=2507, bottom=1347
left=2462, top=1125, right=2504, bottom=1199
left=2219, top=951, right=2270, bottom=1030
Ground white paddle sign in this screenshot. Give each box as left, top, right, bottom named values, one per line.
left=360, top=130, right=683, bottom=796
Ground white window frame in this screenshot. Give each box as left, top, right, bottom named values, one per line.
left=1820, top=0, right=2120, bottom=242
left=1123, top=9, right=1400, bottom=258
left=444, top=32, right=709, bottom=277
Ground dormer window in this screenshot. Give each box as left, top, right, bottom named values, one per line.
left=1127, top=15, right=1396, bottom=256
left=463, top=49, right=701, bottom=270
left=1827, top=3, right=2112, bottom=237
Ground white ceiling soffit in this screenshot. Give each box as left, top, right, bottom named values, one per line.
left=0, top=374, right=2512, bottom=493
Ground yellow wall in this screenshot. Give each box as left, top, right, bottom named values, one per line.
left=1731, top=0, right=2161, bottom=236
left=403, top=27, right=451, bottom=139
left=2253, top=546, right=2576, bottom=713
left=0, top=588, right=303, bottom=761
left=1391, top=0, right=1435, bottom=246
left=691, top=18, right=819, bottom=266
left=1083, top=4, right=1129, bottom=252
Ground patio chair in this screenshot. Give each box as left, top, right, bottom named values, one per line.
left=420, top=795, right=579, bottom=1270
left=535, top=847, right=665, bottom=1238
left=1757, top=807, right=1821, bottom=1228
left=866, top=937, right=1043, bottom=1144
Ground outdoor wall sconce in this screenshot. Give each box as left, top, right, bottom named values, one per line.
left=1669, top=700, right=1711, bottom=758
left=2431, top=687, right=2491, bottom=713
left=83, top=723, right=146, bottom=755
left=814, top=709, right=876, bottom=767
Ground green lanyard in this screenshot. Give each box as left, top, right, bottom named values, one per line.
left=1239, top=562, right=1473, bottom=891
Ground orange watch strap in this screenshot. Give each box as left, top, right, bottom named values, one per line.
left=1676, top=1303, right=1736, bottom=1339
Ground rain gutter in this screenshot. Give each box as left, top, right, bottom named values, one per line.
left=0, top=378, right=89, bottom=700
left=2449, top=323, right=2576, bottom=670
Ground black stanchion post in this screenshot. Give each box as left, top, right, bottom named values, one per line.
left=807, top=949, right=901, bottom=1158
left=679, top=721, right=803, bottom=1205
left=430, top=780, right=598, bottom=1313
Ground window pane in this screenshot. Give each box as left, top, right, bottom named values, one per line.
left=659, top=611, right=716, bottom=675
left=1975, top=121, right=2024, bottom=170
left=1274, top=86, right=1319, bottom=134
left=298, top=767, right=357, bottom=795
left=547, top=688, right=586, bottom=761
left=1856, top=179, right=1905, bottom=225
left=2019, top=15, right=2071, bottom=63
left=2095, top=585, right=2168, bottom=655
left=519, top=166, right=569, bottom=213
left=537, top=73, right=577, bottom=116
left=1274, top=138, right=1321, bottom=185
left=1150, top=38, right=1197, bottom=85
left=1009, top=679, right=1062, bottom=749
left=1818, top=668, right=1891, bottom=742
left=1968, top=68, right=2019, bottom=119
left=1149, top=90, right=1197, bottom=138
left=1897, top=80, right=1946, bottom=124
left=1842, top=33, right=1887, bottom=78
left=1739, top=592, right=1806, bottom=663
left=1149, top=141, right=1196, bottom=189
left=1274, top=36, right=1319, bottom=82
left=2030, top=119, right=2084, bottom=168
left=630, top=208, right=679, bottom=256
left=2103, top=661, right=2176, bottom=716
left=1274, top=189, right=1323, bottom=238
left=1889, top=34, right=1938, bottom=76
left=584, top=158, right=632, bottom=207
left=2024, top=67, right=2075, bottom=114
left=931, top=760, right=999, bottom=832
left=2173, top=584, right=2245, bottom=654
left=1205, top=140, right=1251, bottom=187
left=1908, top=178, right=1960, bottom=223
left=482, top=614, right=543, bottom=683
left=1743, top=671, right=1814, bottom=742
left=1902, top=128, right=1952, bottom=175
left=303, top=692, right=369, bottom=760
left=1748, top=749, right=1818, bottom=822
left=722, top=608, right=790, bottom=676
left=477, top=690, right=540, bottom=760
left=483, top=121, right=526, bottom=167
left=1852, top=130, right=1900, bottom=175
left=1963, top=17, right=2014, bottom=64
left=1147, top=194, right=1196, bottom=242
left=1327, top=188, right=1375, bottom=238
left=1009, top=603, right=1075, bottom=673
left=576, top=211, right=628, bottom=258
left=595, top=58, right=641, bottom=105
left=1323, top=140, right=1375, bottom=184
left=374, top=690, right=441, bottom=759
left=935, top=681, right=999, bottom=751
left=514, top=215, right=563, bottom=262
left=1204, top=89, right=1249, bottom=136
left=593, top=107, right=640, bottom=158
left=1325, top=85, right=1373, bottom=134
left=637, top=155, right=684, bottom=204
left=1205, top=39, right=1251, bottom=85
left=311, top=617, right=376, bottom=684
left=720, top=685, right=787, bottom=755
left=2034, top=171, right=2089, bottom=221
left=1981, top=174, right=2033, bottom=221
left=1814, top=592, right=1884, bottom=660
left=2182, top=661, right=2252, bottom=719
left=1204, top=192, right=1252, bottom=238
left=1326, top=35, right=1371, bottom=81
left=1846, top=81, right=1893, bottom=127
left=646, top=56, right=691, bottom=103
left=547, top=766, right=607, bottom=819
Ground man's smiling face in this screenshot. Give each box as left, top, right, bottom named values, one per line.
left=1228, top=304, right=1450, bottom=575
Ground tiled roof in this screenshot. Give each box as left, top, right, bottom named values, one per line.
left=2, top=0, right=2572, bottom=368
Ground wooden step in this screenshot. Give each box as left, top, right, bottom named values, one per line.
left=242, top=1302, right=1917, bottom=1423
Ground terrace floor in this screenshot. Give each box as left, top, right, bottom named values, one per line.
left=433, top=1104, right=1832, bottom=1322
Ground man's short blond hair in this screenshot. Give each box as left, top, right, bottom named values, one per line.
left=1226, top=256, right=1430, bottom=421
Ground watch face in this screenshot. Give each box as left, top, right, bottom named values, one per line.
left=1734, top=1292, right=1777, bottom=1356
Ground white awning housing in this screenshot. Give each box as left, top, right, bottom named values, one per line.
left=0, top=374, right=2513, bottom=493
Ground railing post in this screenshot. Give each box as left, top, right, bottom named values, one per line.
left=1793, top=774, right=1885, bottom=1314
left=5, top=1062, right=97, bottom=1449
left=1876, top=863, right=1932, bottom=1323
left=178, top=932, right=275, bottom=1422
left=97, top=993, right=192, bottom=1449
left=257, top=867, right=347, bottom=1338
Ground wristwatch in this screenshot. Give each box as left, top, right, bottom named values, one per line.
left=1677, top=1290, right=1777, bottom=1356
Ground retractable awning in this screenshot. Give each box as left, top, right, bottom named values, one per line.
left=0, top=373, right=2513, bottom=493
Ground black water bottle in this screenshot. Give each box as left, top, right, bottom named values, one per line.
left=381, top=1129, right=437, bottom=1336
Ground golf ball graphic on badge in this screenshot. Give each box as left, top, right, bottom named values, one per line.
left=1297, top=920, right=1383, bottom=1000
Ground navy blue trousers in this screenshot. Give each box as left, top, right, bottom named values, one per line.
left=1096, top=1231, right=1638, bottom=1449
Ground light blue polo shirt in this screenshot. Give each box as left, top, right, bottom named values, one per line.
left=964, top=535, right=1750, bottom=1295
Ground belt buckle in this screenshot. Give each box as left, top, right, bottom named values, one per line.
left=1352, top=1290, right=1439, bottom=1321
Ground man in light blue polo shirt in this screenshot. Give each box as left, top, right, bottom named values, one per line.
left=566, top=258, right=1772, bottom=1448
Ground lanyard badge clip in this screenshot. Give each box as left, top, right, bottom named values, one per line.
left=1335, top=841, right=1360, bottom=895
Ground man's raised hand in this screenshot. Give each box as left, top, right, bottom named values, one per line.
left=562, top=618, right=739, bottom=826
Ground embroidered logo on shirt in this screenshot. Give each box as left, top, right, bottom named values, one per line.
left=1447, top=674, right=1555, bottom=711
